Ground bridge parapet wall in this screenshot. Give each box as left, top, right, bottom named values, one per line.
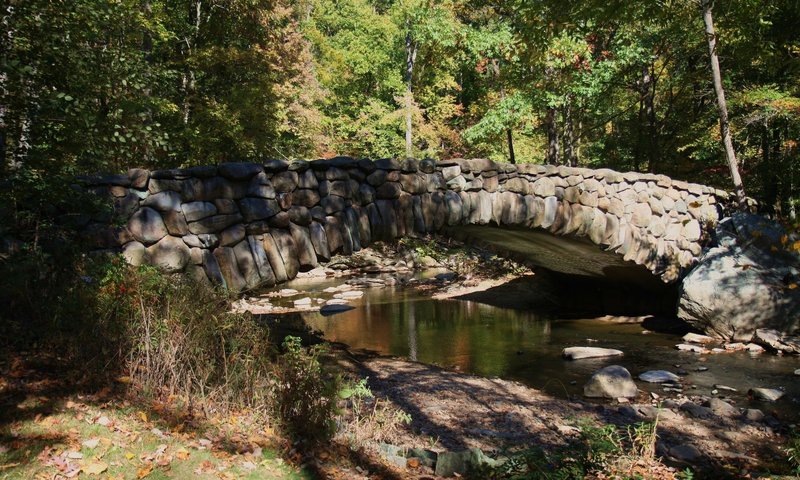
left=80, top=157, right=733, bottom=289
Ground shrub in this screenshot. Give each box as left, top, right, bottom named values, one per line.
left=96, top=262, right=273, bottom=412
left=271, top=336, right=339, bottom=441
left=0, top=253, right=274, bottom=414
left=336, top=377, right=412, bottom=449
left=472, top=417, right=668, bottom=480
left=786, top=430, right=800, bottom=475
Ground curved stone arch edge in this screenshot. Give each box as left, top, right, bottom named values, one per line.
left=76, top=158, right=737, bottom=292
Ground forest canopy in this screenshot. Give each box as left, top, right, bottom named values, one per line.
left=2, top=0, right=799, bottom=215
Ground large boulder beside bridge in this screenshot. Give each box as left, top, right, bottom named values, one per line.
left=678, top=213, right=800, bottom=341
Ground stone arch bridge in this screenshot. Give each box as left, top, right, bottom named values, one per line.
left=81, top=157, right=733, bottom=292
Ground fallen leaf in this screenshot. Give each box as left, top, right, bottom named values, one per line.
left=82, top=438, right=100, bottom=449
left=194, top=460, right=215, bottom=475
left=66, top=451, right=83, bottom=459
left=138, top=411, right=148, bottom=423
left=95, top=416, right=112, bottom=427
left=82, top=461, right=108, bottom=475
left=116, top=376, right=132, bottom=384
left=125, top=452, right=135, bottom=460
left=137, top=464, right=153, bottom=479
left=175, top=448, right=190, bottom=460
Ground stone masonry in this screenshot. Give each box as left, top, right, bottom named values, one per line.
left=79, top=157, right=734, bottom=291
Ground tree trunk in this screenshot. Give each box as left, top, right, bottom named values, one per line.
left=491, top=59, right=515, bottom=164
left=645, top=66, right=659, bottom=172
left=545, top=106, right=559, bottom=165
left=760, top=124, right=779, bottom=214
left=702, top=0, right=746, bottom=206
left=563, top=98, right=576, bottom=167
left=635, top=64, right=658, bottom=172
left=506, top=128, right=516, bottom=164
left=182, top=1, right=202, bottom=127
left=2, top=5, right=15, bottom=171
left=404, top=26, right=417, bottom=159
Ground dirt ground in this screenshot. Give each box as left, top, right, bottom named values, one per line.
left=335, top=351, right=791, bottom=478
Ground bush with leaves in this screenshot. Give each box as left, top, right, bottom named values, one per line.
left=336, top=377, right=412, bottom=449
left=95, top=262, right=273, bottom=412
left=271, top=336, right=339, bottom=441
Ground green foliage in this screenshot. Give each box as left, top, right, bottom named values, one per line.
left=676, top=468, right=695, bottom=480
left=785, top=430, right=800, bottom=475
left=100, top=262, right=273, bottom=409
left=0, top=252, right=274, bottom=412
left=271, top=336, right=339, bottom=441
left=4, top=0, right=800, bottom=218
left=336, top=377, right=412, bottom=449
left=473, top=418, right=663, bottom=479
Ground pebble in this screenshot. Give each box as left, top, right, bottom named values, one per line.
left=293, top=297, right=312, bottom=307
left=680, top=402, right=713, bottom=419
left=682, top=333, right=716, bottom=344
left=742, top=408, right=765, bottom=422
left=676, top=343, right=709, bottom=354
left=795, top=369, right=800, bottom=376
left=706, top=398, right=738, bottom=417
left=639, top=370, right=681, bottom=383
left=714, top=384, right=737, bottom=392
left=334, top=290, right=364, bottom=300
left=320, top=304, right=355, bottom=316
left=669, top=444, right=703, bottom=462
left=562, top=346, right=624, bottom=360
left=279, top=288, right=299, bottom=297
left=696, top=366, right=709, bottom=372
left=749, top=387, right=784, bottom=402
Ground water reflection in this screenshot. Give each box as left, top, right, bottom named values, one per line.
left=305, top=298, right=555, bottom=379
left=265, top=275, right=800, bottom=420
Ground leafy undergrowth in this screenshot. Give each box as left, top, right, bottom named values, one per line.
left=0, top=354, right=312, bottom=480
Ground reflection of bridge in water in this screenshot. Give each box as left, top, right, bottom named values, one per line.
left=82, top=157, right=733, bottom=290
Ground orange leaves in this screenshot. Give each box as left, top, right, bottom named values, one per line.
left=136, top=464, right=153, bottom=479
left=175, top=447, right=191, bottom=460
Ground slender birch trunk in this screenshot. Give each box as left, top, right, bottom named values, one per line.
left=702, top=0, right=746, bottom=206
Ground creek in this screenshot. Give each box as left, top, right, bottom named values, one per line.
left=260, top=271, right=800, bottom=421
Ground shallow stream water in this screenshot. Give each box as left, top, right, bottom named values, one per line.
left=262, top=272, right=800, bottom=421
